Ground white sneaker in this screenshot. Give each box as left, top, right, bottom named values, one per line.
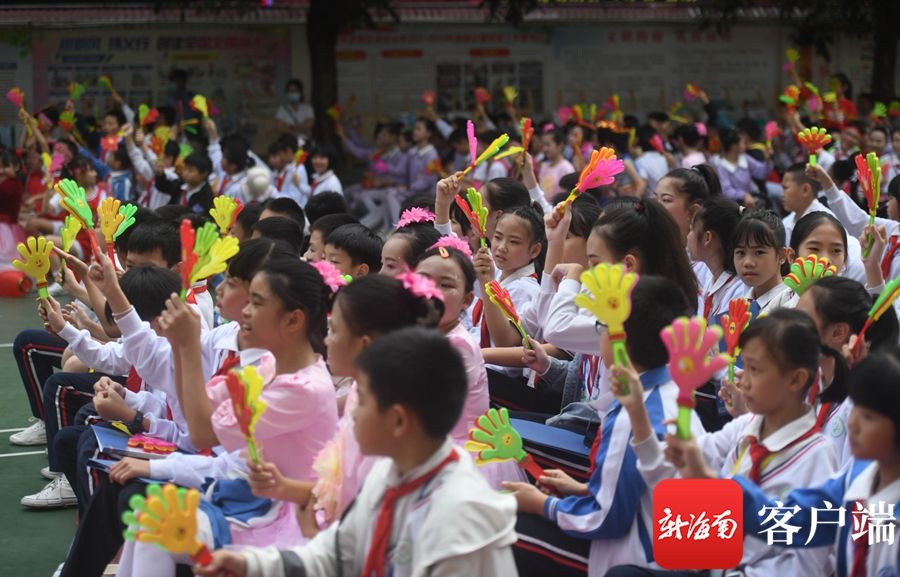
left=41, top=466, right=62, bottom=480
left=21, top=477, right=77, bottom=509
left=10, top=420, right=46, bottom=446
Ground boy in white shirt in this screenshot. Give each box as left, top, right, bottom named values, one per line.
left=198, top=327, right=519, bottom=577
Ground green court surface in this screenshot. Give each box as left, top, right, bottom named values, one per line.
left=0, top=297, right=76, bottom=577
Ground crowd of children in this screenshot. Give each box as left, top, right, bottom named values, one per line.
left=1, top=69, right=899, bottom=577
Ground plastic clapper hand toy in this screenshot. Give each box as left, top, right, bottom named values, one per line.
left=122, top=483, right=212, bottom=566
left=114, top=204, right=137, bottom=241
left=454, top=187, right=489, bottom=247
left=797, top=126, right=832, bottom=167
left=464, top=407, right=544, bottom=481
left=209, top=195, right=243, bottom=236
left=56, top=179, right=98, bottom=256
left=225, top=365, right=268, bottom=464
left=191, top=235, right=239, bottom=284
left=852, top=276, right=900, bottom=356
left=179, top=219, right=198, bottom=301
left=97, top=198, right=124, bottom=262
left=574, top=263, right=638, bottom=394
left=660, top=317, right=729, bottom=440
left=13, top=236, right=54, bottom=299
left=783, top=254, right=837, bottom=296
left=720, top=298, right=751, bottom=385
left=558, top=147, right=624, bottom=215
left=856, top=152, right=882, bottom=257
left=485, top=280, right=530, bottom=345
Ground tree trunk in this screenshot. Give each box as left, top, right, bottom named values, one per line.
left=870, top=0, right=898, bottom=101
left=306, top=0, right=341, bottom=148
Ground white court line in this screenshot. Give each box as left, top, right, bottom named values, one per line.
left=0, top=428, right=26, bottom=433
left=0, top=343, right=13, bottom=348
left=0, top=450, right=45, bottom=458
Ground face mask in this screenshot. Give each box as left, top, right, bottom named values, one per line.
left=287, top=93, right=301, bottom=104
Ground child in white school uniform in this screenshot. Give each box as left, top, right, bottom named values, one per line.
left=206, top=118, right=253, bottom=202
left=309, top=145, right=343, bottom=197
left=666, top=351, right=900, bottom=577
left=780, top=163, right=866, bottom=283
left=686, top=197, right=747, bottom=323
left=502, top=277, right=706, bottom=577
left=198, top=328, right=519, bottom=577
left=111, top=258, right=338, bottom=577
left=732, top=210, right=794, bottom=316
left=268, top=135, right=311, bottom=207
left=606, top=310, right=840, bottom=577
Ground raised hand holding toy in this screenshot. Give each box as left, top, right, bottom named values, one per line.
left=474, top=87, right=491, bottom=105
left=122, top=483, right=212, bottom=566
left=720, top=298, right=751, bottom=385
left=421, top=90, right=436, bottom=109
left=574, top=263, right=638, bottom=394
left=225, top=365, right=268, bottom=464
left=485, top=280, right=530, bottom=345
left=98, top=198, right=124, bottom=262
left=784, top=254, right=837, bottom=295
left=6, top=87, right=24, bottom=110
left=558, top=147, right=624, bottom=215
left=189, top=94, right=209, bottom=119
left=503, top=86, right=518, bottom=105
left=12, top=236, right=54, bottom=299
left=797, top=126, right=832, bottom=167
left=519, top=117, right=534, bottom=154
left=209, top=195, right=243, bottom=235
left=661, top=317, right=729, bottom=440
left=464, top=407, right=544, bottom=481
left=68, top=82, right=86, bottom=101
left=454, top=187, right=488, bottom=247
left=179, top=219, right=198, bottom=301
left=459, top=133, right=510, bottom=179
left=856, top=152, right=882, bottom=257
left=138, top=104, right=159, bottom=127
left=852, top=276, right=900, bottom=356
left=99, top=75, right=114, bottom=92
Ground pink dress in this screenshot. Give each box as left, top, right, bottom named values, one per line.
left=206, top=353, right=338, bottom=547
left=538, top=158, right=576, bottom=198
left=447, top=324, right=525, bottom=489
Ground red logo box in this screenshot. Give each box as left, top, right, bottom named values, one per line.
left=653, top=479, right=743, bottom=569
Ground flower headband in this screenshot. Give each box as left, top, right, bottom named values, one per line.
left=430, top=236, right=473, bottom=259
left=396, top=271, right=444, bottom=302
left=396, top=207, right=436, bottom=229
left=310, top=260, right=350, bottom=294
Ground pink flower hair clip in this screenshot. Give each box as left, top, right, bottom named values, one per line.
left=396, top=271, right=444, bottom=302
left=396, top=207, right=436, bottom=229
left=310, top=260, right=350, bottom=294
left=430, top=236, right=473, bottom=259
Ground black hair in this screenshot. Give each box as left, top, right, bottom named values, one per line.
left=267, top=135, right=297, bottom=156
left=126, top=221, right=180, bottom=267
left=741, top=308, right=847, bottom=399
left=889, top=175, right=900, bottom=206
left=848, top=351, right=900, bottom=446
left=869, top=125, right=889, bottom=139
left=335, top=274, right=442, bottom=337
left=732, top=209, right=788, bottom=274
left=415, top=117, right=437, bottom=138
left=450, top=201, right=472, bottom=236
left=310, top=144, right=336, bottom=168
left=790, top=212, right=847, bottom=258
left=400, top=194, right=436, bottom=215
left=831, top=72, right=853, bottom=100
left=647, top=111, right=670, bottom=124
left=61, top=156, right=93, bottom=181
left=285, top=78, right=304, bottom=95
left=356, top=327, right=466, bottom=439
left=482, top=177, right=531, bottom=214
left=543, top=127, right=566, bottom=146
left=785, top=162, right=821, bottom=194
left=183, top=152, right=212, bottom=176
left=309, top=213, right=358, bottom=239
left=228, top=237, right=298, bottom=282
left=154, top=204, right=193, bottom=223
left=636, top=125, right=660, bottom=151
left=114, top=205, right=158, bottom=254
left=662, top=165, right=723, bottom=204
left=692, top=197, right=741, bottom=274
left=673, top=123, right=701, bottom=148
left=234, top=202, right=262, bottom=232
left=568, top=195, right=602, bottom=239
left=305, top=191, right=348, bottom=224
left=736, top=117, right=762, bottom=142
left=624, top=275, right=694, bottom=369
left=263, top=197, right=305, bottom=228
left=156, top=105, right=176, bottom=127
left=389, top=225, right=442, bottom=269
left=325, top=223, right=383, bottom=273
left=111, top=143, right=132, bottom=171
left=592, top=197, right=699, bottom=312
left=180, top=212, right=212, bottom=231
left=831, top=159, right=855, bottom=185
left=103, top=108, right=127, bottom=128
left=719, top=128, right=742, bottom=153
left=496, top=204, right=546, bottom=274
left=163, top=141, right=180, bottom=162
left=257, top=257, right=329, bottom=355
left=114, top=265, right=181, bottom=322
left=252, top=216, right=304, bottom=254
left=448, top=128, right=467, bottom=144
left=417, top=246, right=476, bottom=293
left=220, top=134, right=250, bottom=171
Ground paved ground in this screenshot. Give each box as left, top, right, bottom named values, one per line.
left=0, top=296, right=76, bottom=576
